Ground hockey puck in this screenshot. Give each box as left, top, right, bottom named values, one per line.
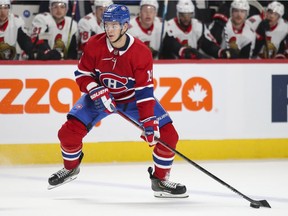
left=250, top=202, right=260, bottom=208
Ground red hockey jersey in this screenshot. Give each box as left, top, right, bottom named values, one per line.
left=75, top=32, right=156, bottom=120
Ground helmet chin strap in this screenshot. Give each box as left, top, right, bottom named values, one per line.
left=110, top=24, right=128, bottom=44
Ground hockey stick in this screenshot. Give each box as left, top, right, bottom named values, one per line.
left=116, top=110, right=271, bottom=208
left=247, top=0, right=269, bottom=58
left=65, top=0, right=77, bottom=57
left=157, top=0, right=168, bottom=59
left=248, top=0, right=265, bottom=18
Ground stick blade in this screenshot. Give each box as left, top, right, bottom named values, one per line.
left=250, top=200, right=271, bottom=208
left=259, top=200, right=271, bottom=208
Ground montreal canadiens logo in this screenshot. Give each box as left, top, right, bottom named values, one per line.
left=74, top=104, right=83, bottom=110
left=99, top=73, right=130, bottom=94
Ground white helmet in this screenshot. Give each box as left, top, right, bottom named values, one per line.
left=140, top=0, right=159, bottom=11
left=49, top=0, right=69, bottom=9
left=176, top=0, right=195, bottom=13
left=231, top=0, right=250, bottom=11
left=267, top=1, right=284, bottom=17
left=94, top=0, right=113, bottom=7
left=0, top=0, right=10, bottom=6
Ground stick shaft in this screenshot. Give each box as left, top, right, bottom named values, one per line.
left=116, top=110, right=256, bottom=204
left=248, top=0, right=269, bottom=58
left=156, top=139, right=255, bottom=203
left=66, top=0, right=77, bottom=54
left=158, top=0, right=168, bottom=59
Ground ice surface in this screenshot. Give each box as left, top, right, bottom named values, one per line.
left=0, top=160, right=287, bottom=216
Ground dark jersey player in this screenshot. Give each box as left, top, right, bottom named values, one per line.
left=48, top=4, right=188, bottom=198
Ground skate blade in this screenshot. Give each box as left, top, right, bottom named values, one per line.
left=154, top=191, right=189, bottom=198
left=47, top=176, right=78, bottom=190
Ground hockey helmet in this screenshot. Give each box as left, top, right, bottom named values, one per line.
left=102, top=4, right=130, bottom=25
left=94, top=0, right=113, bottom=8
left=267, top=1, right=284, bottom=17
left=176, top=0, right=195, bottom=14
left=49, top=0, right=69, bottom=9
left=230, top=0, right=250, bottom=17
left=0, top=0, right=10, bottom=7
left=140, top=0, right=159, bottom=11
left=231, top=0, right=250, bottom=11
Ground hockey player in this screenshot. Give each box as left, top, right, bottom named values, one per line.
left=0, top=0, right=34, bottom=60
left=128, top=0, right=162, bottom=59
left=248, top=1, right=288, bottom=58
left=78, top=0, right=113, bottom=56
left=29, top=0, right=78, bottom=60
left=161, top=0, right=237, bottom=59
left=210, top=0, right=256, bottom=58
left=48, top=4, right=188, bottom=198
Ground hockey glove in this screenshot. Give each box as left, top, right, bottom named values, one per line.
left=89, top=86, right=116, bottom=113
left=35, top=42, right=62, bottom=60
left=179, top=47, right=202, bottom=59
left=140, top=117, right=160, bottom=147
left=219, top=48, right=239, bottom=59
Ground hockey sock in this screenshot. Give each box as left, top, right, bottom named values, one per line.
left=153, top=123, right=179, bottom=180
left=58, top=118, right=87, bottom=170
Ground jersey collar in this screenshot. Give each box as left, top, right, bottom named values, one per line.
left=136, top=16, right=154, bottom=34
left=106, top=33, right=135, bottom=56
left=0, top=19, right=9, bottom=32
left=174, top=17, right=192, bottom=33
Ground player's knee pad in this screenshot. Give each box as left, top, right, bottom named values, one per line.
left=159, top=123, right=178, bottom=149
left=58, top=118, right=87, bottom=152
left=154, top=123, right=179, bottom=157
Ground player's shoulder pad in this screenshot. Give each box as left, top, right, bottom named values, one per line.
left=84, top=32, right=106, bottom=53
left=78, top=17, right=92, bottom=29
left=84, top=15, right=92, bottom=20
left=10, top=13, right=24, bottom=28
left=192, top=18, right=203, bottom=26
left=133, top=36, right=152, bottom=53
left=33, top=12, right=52, bottom=24
left=94, top=32, right=106, bottom=40
left=155, top=16, right=162, bottom=22
left=248, top=14, right=261, bottom=23
left=88, top=32, right=106, bottom=44
left=65, top=16, right=77, bottom=30
left=79, top=13, right=93, bottom=23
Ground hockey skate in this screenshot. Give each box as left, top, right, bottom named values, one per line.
left=148, top=167, right=189, bottom=198
left=48, top=152, right=84, bottom=190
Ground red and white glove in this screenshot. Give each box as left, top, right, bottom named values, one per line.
left=179, top=47, right=202, bottom=59
left=140, top=117, right=160, bottom=146
left=89, top=86, right=116, bottom=113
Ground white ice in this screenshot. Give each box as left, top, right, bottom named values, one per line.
left=0, top=159, right=287, bottom=216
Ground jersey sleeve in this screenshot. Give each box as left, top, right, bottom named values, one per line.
left=13, top=14, right=25, bottom=30
left=247, top=15, right=262, bottom=31
left=133, top=43, right=156, bottom=121
left=75, top=35, right=104, bottom=93
left=78, top=17, right=93, bottom=45
left=75, top=49, right=97, bottom=93
left=31, top=13, right=49, bottom=37
left=12, top=14, right=30, bottom=40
